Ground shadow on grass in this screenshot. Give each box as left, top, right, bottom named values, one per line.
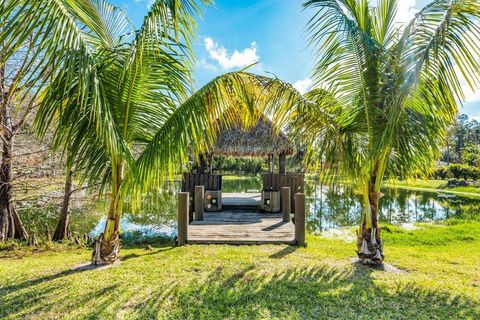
left=268, top=245, right=298, bottom=259
left=1, top=249, right=478, bottom=319
left=154, top=263, right=479, bottom=319
left=121, top=246, right=174, bottom=262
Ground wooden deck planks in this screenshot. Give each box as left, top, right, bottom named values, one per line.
left=188, top=210, right=295, bottom=245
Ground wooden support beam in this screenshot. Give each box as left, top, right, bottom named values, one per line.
left=199, top=154, right=208, bottom=173
left=207, top=154, right=213, bottom=174
left=194, top=185, right=204, bottom=221
left=294, top=193, right=306, bottom=246
left=177, top=192, right=189, bottom=246
left=279, top=152, right=286, bottom=174
left=268, top=154, right=274, bottom=173
left=281, top=187, right=291, bottom=222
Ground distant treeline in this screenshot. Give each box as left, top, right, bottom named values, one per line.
left=211, top=154, right=304, bottom=174
left=443, top=114, right=480, bottom=166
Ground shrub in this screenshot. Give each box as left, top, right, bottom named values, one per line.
left=442, top=164, right=480, bottom=180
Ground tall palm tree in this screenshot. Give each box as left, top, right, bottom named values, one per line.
left=24, top=0, right=300, bottom=263
left=2, top=0, right=301, bottom=262
left=297, top=0, right=480, bottom=264
left=32, top=0, right=215, bottom=263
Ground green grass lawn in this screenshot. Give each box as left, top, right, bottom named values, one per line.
left=383, top=179, right=480, bottom=198
left=1, top=220, right=479, bottom=319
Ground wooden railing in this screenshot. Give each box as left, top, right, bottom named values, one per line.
left=262, top=173, right=304, bottom=213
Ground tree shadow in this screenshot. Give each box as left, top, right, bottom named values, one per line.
left=1, top=253, right=478, bottom=319
left=121, top=246, right=174, bottom=262
left=268, top=245, right=298, bottom=259
left=144, top=263, right=479, bottom=319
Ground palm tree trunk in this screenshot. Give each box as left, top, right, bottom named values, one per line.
left=356, top=182, right=384, bottom=264
left=52, top=171, right=73, bottom=241
left=92, top=162, right=123, bottom=264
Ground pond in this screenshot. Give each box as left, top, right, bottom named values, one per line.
left=82, top=175, right=480, bottom=239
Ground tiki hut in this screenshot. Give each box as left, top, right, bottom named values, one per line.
left=194, top=115, right=294, bottom=174
left=211, top=115, right=294, bottom=158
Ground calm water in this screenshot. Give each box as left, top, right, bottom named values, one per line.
left=89, top=176, right=480, bottom=238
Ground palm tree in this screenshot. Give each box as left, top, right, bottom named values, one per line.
left=297, top=0, right=480, bottom=264
left=31, top=0, right=214, bottom=263
left=2, top=0, right=300, bottom=262
left=25, top=0, right=300, bottom=264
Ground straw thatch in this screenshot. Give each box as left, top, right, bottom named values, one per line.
left=209, top=115, right=294, bottom=157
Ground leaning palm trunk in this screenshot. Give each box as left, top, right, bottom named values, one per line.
left=91, top=200, right=122, bottom=264
left=357, top=189, right=383, bottom=264
left=92, top=163, right=123, bottom=264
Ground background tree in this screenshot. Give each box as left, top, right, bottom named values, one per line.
left=0, top=32, right=42, bottom=241
left=52, top=170, right=73, bottom=241
left=0, top=0, right=107, bottom=241
left=442, top=114, right=480, bottom=165
left=297, top=0, right=480, bottom=264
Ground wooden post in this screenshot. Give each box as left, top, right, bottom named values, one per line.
left=177, top=192, right=189, bottom=246
left=199, top=154, right=207, bottom=173
left=268, top=154, right=274, bottom=173
left=281, top=187, right=291, bottom=222
left=194, top=185, right=204, bottom=221
left=279, top=152, right=286, bottom=174
left=207, top=154, right=213, bottom=174
left=294, top=193, right=306, bottom=246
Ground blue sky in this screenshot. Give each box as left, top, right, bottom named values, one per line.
left=112, top=0, right=479, bottom=119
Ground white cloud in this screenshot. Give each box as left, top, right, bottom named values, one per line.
left=203, top=37, right=259, bottom=70
left=293, top=78, right=313, bottom=94
left=454, top=62, right=480, bottom=104
left=462, top=82, right=480, bottom=104
left=394, top=0, right=418, bottom=26
left=198, top=58, right=218, bottom=71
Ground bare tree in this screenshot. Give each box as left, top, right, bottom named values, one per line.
left=0, top=32, right=46, bottom=240
left=52, top=170, right=72, bottom=241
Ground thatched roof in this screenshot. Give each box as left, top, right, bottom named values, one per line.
left=209, top=115, right=294, bottom=157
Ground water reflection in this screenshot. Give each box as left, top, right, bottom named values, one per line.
left=87, top=176, right=480, bottom=237
left=307, top=182, right=480, bottom=232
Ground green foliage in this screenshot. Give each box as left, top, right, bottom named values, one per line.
left=299, top=0, right=480, bottom=233
left=443, top=114, right=480, bottom=164
left=301, top=0, right=480, bottom=186
left=433, top=164, right=480, bottom=180
left=462, top=145, right=480, bottom=167
left=212, top=156, right=267, bottom=173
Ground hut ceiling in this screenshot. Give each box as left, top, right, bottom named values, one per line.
left=210, top=115, right=294, bottom=157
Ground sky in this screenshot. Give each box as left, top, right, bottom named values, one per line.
left=113, top=0, right=479, bottom=119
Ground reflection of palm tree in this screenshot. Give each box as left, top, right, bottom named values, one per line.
left=324, top=185, right=360, bottom=227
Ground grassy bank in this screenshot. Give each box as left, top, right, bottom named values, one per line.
left=1, top=220, right=479, bottom=319
left=383, top=179, right=480, bottom=198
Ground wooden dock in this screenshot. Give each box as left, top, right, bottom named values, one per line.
left=188, top=210, right=296, bottom=245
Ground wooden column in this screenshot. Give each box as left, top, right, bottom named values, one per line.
left=199, top=154, right=208, bottom=173
left=194, top=185, right=204, bottom=221
left=207, top=154, right=213, bottom=174
left=177, top=192, right=189, bottom=246
left=281, top=187, right=291, bottom=222
left=279, top=152, right=286, bottom=174
left=268, top=154, right=274, bottom=173
left=294, top=193, right=306, bottom=246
